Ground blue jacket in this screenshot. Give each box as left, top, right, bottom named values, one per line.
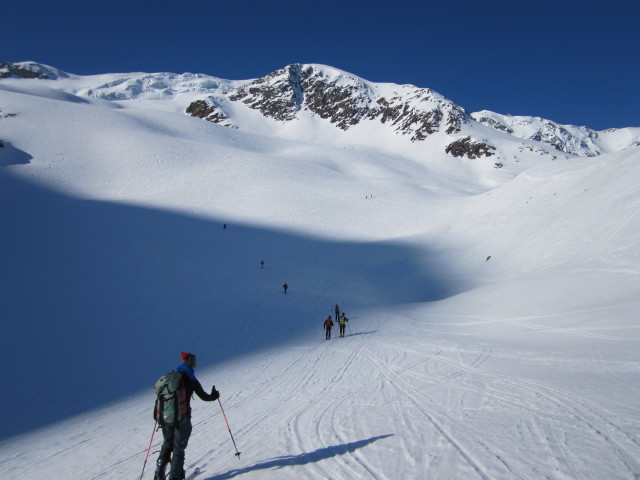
left=175, top=362, right=216, bottom=417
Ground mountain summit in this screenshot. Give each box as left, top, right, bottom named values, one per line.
left=186, top=64, right=469, bottom=142
left=179, top=63, right=638, bottom=158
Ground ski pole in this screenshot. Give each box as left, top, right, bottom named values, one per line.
left=218, top=398, right=241, bottom=459
left=140, top=419, right=158, bottom=480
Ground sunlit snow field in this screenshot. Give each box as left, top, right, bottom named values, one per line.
left=1, top=71, right=639, bottom=479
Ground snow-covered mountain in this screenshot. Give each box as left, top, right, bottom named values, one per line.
left=0, top=61, right=69, bottom=80
left=185, top=64, right=469, bottom=140
left=184, top=63, right=640, bottom=158
left=472, top=110, right=640, bottom=157
left=3, top=61, right=638, bottom=162
left=1, top=61, right=640, bottom=480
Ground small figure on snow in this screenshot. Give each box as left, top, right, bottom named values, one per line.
left=334, top=304, right=340, bottom=322
left=261, top=260, right=265, bottom=269
left=338, top=313, right=349, bottom=338
left=324, top=316, right=334, bottom=340
left=282, top=283, right=288, bottom=294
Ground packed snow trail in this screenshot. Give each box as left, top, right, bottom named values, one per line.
left=2, top=259, right=640, bottom=480
left=154, top=303, right=639, bottom=480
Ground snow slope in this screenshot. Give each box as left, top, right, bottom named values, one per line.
left=1, top=70, right=640, bottom=480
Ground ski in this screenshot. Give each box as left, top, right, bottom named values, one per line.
left=186, top=467, right=201, bottom=480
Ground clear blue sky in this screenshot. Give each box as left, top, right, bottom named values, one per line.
left=3, top=0, right=638, bottom=130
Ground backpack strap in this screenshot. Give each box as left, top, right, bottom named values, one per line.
left=173, top=391, right=179, bottom=425
left=155, top=396, right=165, bottom=426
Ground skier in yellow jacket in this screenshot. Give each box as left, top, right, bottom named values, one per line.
left=338, top=313, right=348, bottom=338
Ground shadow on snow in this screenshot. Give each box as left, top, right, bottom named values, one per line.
left=0, top=140, right=33, bottom=166
left=0, top=170, right=466, bottom=441
left=203, top=434, right=394, bottom=479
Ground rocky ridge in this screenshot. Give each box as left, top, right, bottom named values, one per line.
left=188, top=64, right=471, bottom=143
left=472, top=111, right=608, bottom=157
left=0, top=61, right=68, bottom=80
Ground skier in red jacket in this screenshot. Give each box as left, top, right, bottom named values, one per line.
left=324, top=316, right=334, bottom=340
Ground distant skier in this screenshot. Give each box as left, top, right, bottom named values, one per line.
left=282, top=283, right=288, bottom=294
left=334, top=304, right=340, bottom=322
left=261, top=260, right=265, bottom=269
left=324, top=316, right=334, bottom=340
left=338, top=313, right=348, bottom=337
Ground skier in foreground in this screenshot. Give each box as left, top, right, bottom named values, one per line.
left=154, top=352, right=219, bottom=480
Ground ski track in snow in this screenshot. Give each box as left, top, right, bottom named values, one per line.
left=3, top=308, right=639, bottom=480
left=175, top=311, right=640, bottom=480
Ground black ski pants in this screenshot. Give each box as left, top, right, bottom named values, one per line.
left=339, top=324, right=346, bottom=337
left=159, top=417, right=192, bottom=480
left=325, top=327, right=332, bottom=340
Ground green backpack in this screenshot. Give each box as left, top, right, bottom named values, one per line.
left=153, top=371, right=187, bottom=426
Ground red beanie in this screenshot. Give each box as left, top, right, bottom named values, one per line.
left=181, top=352, right=194, bottom=363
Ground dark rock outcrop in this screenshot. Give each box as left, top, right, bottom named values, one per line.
left=0, top=62, right=50, bottom=79
left=445, top=137, right=496, bottom=159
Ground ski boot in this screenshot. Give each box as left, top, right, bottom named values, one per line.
left=167, top=468, right=185, bottom=480
left=154, top=461, right=167, bottom=480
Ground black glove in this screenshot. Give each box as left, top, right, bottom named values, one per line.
left=211, top=386, right=220, bottom=401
